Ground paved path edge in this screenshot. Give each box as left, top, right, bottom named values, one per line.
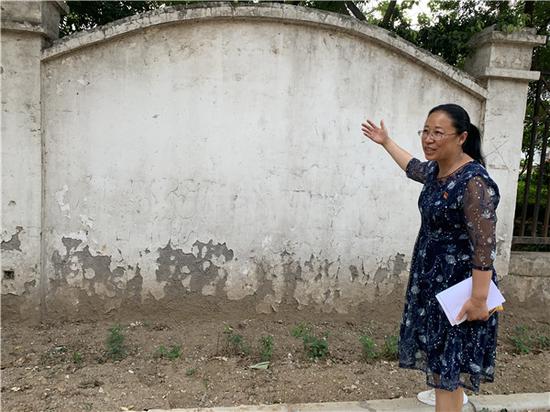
left=140, top=391, right=550, bottom=412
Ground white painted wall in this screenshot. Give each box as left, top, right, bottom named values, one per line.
left=40, top=18, right=483, bottom=314
left=1, top=2, right=544, bottom=318
left=1, top=30, right=43, bottom=301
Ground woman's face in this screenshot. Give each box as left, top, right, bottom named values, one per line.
left=421, top=111, right=467, bottom=162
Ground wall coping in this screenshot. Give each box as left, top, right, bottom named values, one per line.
left=479, top=67, right=541, bottom=81
left=468, top=25, right=547, bottom=48
left=41, top=1, right=489, bottom=100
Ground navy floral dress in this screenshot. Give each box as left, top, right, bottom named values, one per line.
left=399, top=157, right=500, bottom=392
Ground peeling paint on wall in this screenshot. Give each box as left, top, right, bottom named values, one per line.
left=50, top=237, right=134, bottom=299
left=54, top=185, right=70, bottom=218
left=46, top=233, right=410, bottom=316
left=156, top=239, right=233, bottom=297
left=1, top=226, right=23, bottom=251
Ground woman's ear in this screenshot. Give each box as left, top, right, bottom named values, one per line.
left=459, top=131, right=468, bottom=146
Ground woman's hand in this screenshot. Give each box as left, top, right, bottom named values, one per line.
left=361, top=119, right=390, bottom=146
left=456, top=297, right=490, bottom=323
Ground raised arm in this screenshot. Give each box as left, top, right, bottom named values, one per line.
left=361, top=119, right=430, bottom=183
left=361, top=119, right=412, bottom=171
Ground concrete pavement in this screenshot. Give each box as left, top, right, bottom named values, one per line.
left=142, top=391, right=550, bottom=412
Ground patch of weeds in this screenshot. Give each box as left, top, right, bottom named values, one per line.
left=291, top=322, right=329, bottom=360
left=303, top=333, right=329, bottom=359
left=72, top=351, right=83, bottom=365
left=381, top=335, right=399, bottom=360
left=509, top=325, right=550, bottom=354
left=185, top=367, right=197, bottom=376
left=40, top=345, right=69, bottom=365
left=259, top=335, right=274, bottom=362
left=511, top=325, right=532, bottom=354
left=155, top=345, right=182, bottom=360
left=536, top=335, right=550, bottom=350
left=105, top=324, right=127, bottom=361
left=291, top=322, right=312, bottom=339
left=222, top=325, right=250, bottom=356
left=359, top=334, right=378, bottom=361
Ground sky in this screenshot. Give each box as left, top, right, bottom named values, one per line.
left=361, top=0, right=431, bottom=29
left=405, top=0, right=431, bottom=28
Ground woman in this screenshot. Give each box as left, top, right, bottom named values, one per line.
left=361, top=104, right=500, bottom=412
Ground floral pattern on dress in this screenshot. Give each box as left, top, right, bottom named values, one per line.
left=399, top=157, right=500, bottom=392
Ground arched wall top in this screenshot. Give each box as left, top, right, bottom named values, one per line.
left=42, top=2, right=488, bottom=99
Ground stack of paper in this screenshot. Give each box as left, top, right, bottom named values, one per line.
left=435, top=277, right=505, bottom=326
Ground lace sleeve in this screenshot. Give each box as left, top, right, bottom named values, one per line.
left=406, top=158, right=430, bottom=184
left=463, top=175, right=499, bottom=271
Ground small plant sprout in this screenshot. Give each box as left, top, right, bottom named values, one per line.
left=106, top=324, right=127, bottom=361
left=155, top=344, right=182, bottom=360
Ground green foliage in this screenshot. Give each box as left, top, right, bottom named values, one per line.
left=223, top=325, right=250, bottom=356
left=72, top=351, right=83, bottom=365
left=259, top=335, right=274, bottom=362
left=59, top=1, right=191, bottom=37
left=185, top=367, right=197, bottom=376
left=106, top=324, right=127, bottom=361
left=291, top=322, right=312, bottom=339
left=536, top=335, right=550, bottom=350
left=514, top=163, right=550, bottom=248
left=303, top=333, right=329, bottom=359
left=155, top=344, right=182, bottom=360
left=359, top=334, right=378, bottom=361
left=511, top=325, right=532, bottom=354
left=291, top=322, right=329, bottom=359
left=510, top=325, right=550, bottom=354
left=381, top=335, right=399, bottom=360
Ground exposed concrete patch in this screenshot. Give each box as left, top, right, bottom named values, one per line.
left=45, top=233, right=409, bottom=317
left=156, top=239, right=234, bottom=298
left=1, top=226, right=23, bottom=251
left=49, top=237, right=143, bottom=309
left=373, top=253, right=407, bottom=283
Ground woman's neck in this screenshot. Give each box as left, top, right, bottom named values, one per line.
left=437, top=152, right=472, bottom=178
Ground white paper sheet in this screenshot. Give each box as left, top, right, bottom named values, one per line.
left=435, top=277, right=505, bottom=326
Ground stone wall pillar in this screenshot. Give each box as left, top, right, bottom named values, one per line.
left=464, top=26, right=546, bottom=277
left=1, top=1, right=68, bottom=320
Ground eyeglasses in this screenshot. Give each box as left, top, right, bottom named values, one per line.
left=417, top=129, right=457, bottom=140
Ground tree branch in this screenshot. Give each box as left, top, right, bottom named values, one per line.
left=381, top=0, right=397, bottom=29
left=345, top=1, right=366, bottom=21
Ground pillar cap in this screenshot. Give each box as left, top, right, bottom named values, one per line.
left=468, top=25, right=546, bottom=49
left=1, top=1, right=69, bottom=41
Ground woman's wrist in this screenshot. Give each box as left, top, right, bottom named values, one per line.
left=471, top=294, right=487, bottom=304
left=382, top=137, right=393, bottom=149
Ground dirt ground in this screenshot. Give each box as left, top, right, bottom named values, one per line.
left=2, top=297, right=549, bottom=412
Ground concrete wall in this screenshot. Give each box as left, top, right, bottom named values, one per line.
left=500, top=251, right=550, bottom=306
left=1, top=2, right=545, bottom=320
left=1, top=1, right=68, bottom=318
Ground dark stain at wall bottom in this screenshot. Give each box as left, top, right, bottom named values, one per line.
left=35, top=237, right=408, bottom=321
